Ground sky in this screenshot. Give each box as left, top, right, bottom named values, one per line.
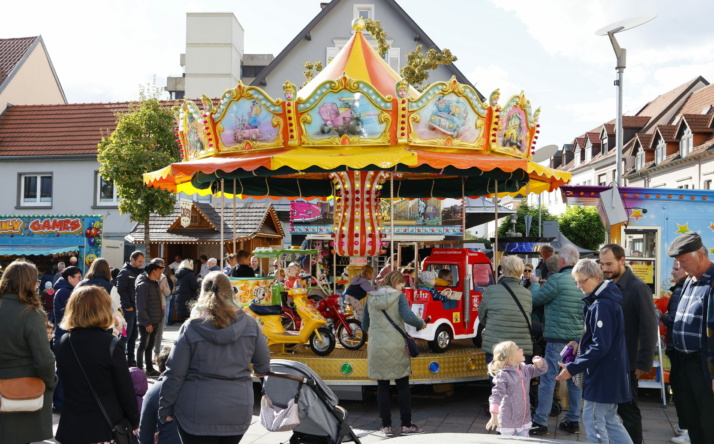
left=3, top=0, right=714, bottom=151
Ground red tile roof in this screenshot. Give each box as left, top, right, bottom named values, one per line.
left=636, top=133, right=654, bottom=150
left=601, top=123, right=615, bottom=136
left=655, top=125, right=677, bottom=143
left=586, top=132, right=601, bottom=146
left=0, top=36, right=37, bottom=88
left=678, top=83, right=714, bottom=116
left=637, top=77, right=702, bottom=120
left=622, top=116, right=651, bottom=128
left=680, top=114, right=713, bottom=134
left=0, top=100, right=188, bottom=157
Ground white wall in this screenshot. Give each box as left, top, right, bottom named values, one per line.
left=0, top=42, right=65, bottom=113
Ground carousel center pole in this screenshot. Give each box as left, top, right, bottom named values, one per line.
left=233, top=179, right=237, bottom=254
left=390, top=172, right=395, bottom=270
left=493, top=181, right=499, bottom=280
left=462, top=178, right=467, bottom=241
left=220, top=179, right=225, bottom=269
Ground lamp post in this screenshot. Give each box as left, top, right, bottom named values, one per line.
left=596, top=15, right=656, bottom=187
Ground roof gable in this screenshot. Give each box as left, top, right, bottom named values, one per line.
left=249, top=0, right=480, bottom=98
left=675, top=114, right=713, bottom=138
left=0, top=36, right=37, bottom=90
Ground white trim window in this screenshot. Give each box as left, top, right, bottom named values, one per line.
left=326, top=46, right=339, bottom=65
left=574, top=147, right=581, bottom=167
left=20, top=173, right=52, bottom=206
left=635, top=148, right=645, bottom=170
left=387, top=47, right=400, bottom=72
left=353, top=4, right=375, bottom=21
left=601, top=136, right=608, bottom=154
left=655, top=140, right=665, bottom=164
left=585, top=140, right=592, bottom=163
left=97, top=174, right=120, bottom=206
left=680, top=127, right=693, bottom=157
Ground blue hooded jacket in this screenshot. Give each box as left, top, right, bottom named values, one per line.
left=566, top=280, right=631, bottom=404
left=53, top=277, right=75, bottom=346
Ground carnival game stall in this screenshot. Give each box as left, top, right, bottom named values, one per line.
left=0, top=215, right=103, bottom=273
left=144, top=19, right=570, bottom=385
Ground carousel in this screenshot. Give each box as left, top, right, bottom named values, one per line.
left=144, top=19, right=570, bottom=386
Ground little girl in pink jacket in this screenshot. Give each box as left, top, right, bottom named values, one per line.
left=487, top=341, right=547, bottom=437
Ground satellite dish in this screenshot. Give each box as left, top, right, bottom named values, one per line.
left=532, top=144, right=559, bottom=163
left=595, top=14, right=656, bottom=36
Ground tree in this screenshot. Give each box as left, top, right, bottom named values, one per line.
left=558, top=206, right=606, bottom=251
left=497, top=200, right=557, bottom=237
left=364, top=19, right=457, bottom=91
left=98, top=88, right=180, bottom=252
left=302, top=61, right=323, bottom=88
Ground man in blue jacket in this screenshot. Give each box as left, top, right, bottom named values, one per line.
left=117, top=251, right=145, bottom=366
left=557, top=259, right=632, bottom=444
left=666, top=232, right=714, bottom=444
left=52, top=265, right=82, bottom=412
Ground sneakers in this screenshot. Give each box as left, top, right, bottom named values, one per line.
left=672, top=431, right=690, bottom=443
left=145, top=368, right=160, bottom=377
left=559, top=420, right=580, bottom=434
left=401, top=424, right=424, bottom=434
left=530, top=422, right=548, bottom=436
left=674, top=425, right=686, bottom=436
left=380, top=426, right=393, bottom=438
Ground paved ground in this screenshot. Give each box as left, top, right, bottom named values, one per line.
left=39, top=324, right=680, bottom=444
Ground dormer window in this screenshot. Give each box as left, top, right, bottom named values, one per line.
left=574, top=147, right=581, bottom=166
left=601, top=137, right=608, bottom=154
left=636, top=148, right=645, bottom=170
left=585, top=141, right=592, bottom=162
left=655, top=140, right=665, bottom=164
left=680, top=127, right=693, bottom=157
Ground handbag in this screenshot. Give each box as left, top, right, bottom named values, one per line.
left=0, top=377, right=45, bottom=413
left=69, top=335, right=138, bottom=444
left=260, top=380, right=302, bottom=432
left=501, top=282, right=543, bottom=357
left=382, top=310, right=419, bottom=358
left=573, top=343, right=584, bottom=389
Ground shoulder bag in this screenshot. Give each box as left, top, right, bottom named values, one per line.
left=0, top=377, right=45, bottom=413
left=382, top=310, right=420, bottom=358
left=68, top=334, right=137, bottom=444
left=259, top=380, right=303, bottom=432
left=501, top=281, right=543, bottom=357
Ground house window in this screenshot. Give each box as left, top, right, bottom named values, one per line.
left=353, top=4, right=375, bottom=21
left=19, top=173, right=52, bottom=207
left=598, top=173, right=607, bottom=186
left=635, top=149, right=645, bottom=170
left=680, top=128, right=693, bottom=157
left=601, top=137, right=608, bottom=154
left=655, top=140, right=665, bottom=164
left=387, top=48, right=400, bottom=72
left=96, top=173, right=120, bottom=206
left=574, top=148, right=581, bottom=166
left=326, top=46, right=339, bottom=65
left=585, top=141, right=592, bottom=163
left=705, top=180, right=712, bottom=190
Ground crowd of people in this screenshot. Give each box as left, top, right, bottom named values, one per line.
left=0, top=231, right=713, bottom=443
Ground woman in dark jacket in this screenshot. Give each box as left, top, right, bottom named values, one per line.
left=0, top=261, right=57, bottom=444
left=159, top=271, right=270, bottom=443
left=54, top=285, right=139, bottom=443
left=174, top=259, right=200, bottom=321
left=76, top=257, right=113, bottom=294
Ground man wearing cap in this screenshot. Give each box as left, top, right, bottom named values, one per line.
left=135, top=261, right=165, bottom=376
left=666, top=232, right=714, bottom=444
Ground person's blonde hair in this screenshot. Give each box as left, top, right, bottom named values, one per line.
left=192, top=271, right=238, bottom=329
left=360, top=265, right=375, bottom=279
left=85, top=257, right=111, bottom=281
left=178, top=259, right=194, bottom=270
left=487, top=340, right=518, bottom=377
left=60, top=286, right=114, bottom=331
left=500, top=256, right=524, bottom=279
left=381, top=270, right=406, bottom=289
left=0, top=260, right=41, bottom=312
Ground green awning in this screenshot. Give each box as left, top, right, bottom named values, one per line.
left=0, top=245, right=80, bottom=256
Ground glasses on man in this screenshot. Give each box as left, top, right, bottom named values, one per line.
left=576, top=277, right=591, bottom=286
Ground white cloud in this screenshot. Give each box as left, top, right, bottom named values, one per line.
left=466, top=65, right=521, bottom=99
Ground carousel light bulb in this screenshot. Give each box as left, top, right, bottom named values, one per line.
left=367, top=226, right=372, bottom=230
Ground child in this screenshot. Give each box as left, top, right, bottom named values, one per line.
left=486, top=341, right=547, bottom=437
left=417, top=271, right=457, bottom=309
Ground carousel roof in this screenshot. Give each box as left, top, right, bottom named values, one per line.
left=144, top=19, right=570, bottom=200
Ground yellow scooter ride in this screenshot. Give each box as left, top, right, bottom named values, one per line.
left=243, top=286, right=336, bottom=356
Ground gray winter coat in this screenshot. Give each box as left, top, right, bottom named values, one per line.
left=158, top=310, right=270, bottom=436
left=530, top=266, right=584, bottom=342
left=0, top=295, right=57, bottom=444
left=479, top=278, right=533, bottom=355
left=489, top=361, right=548, bottom=429
left=362, top=286, right=424, bottom=381
left=136, top=273, right=164, bottom=327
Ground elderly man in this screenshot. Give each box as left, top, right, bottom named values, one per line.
left=207, top=258, right=220, bottom=272
left=556, top=259, right=632, bottom=444
left=599, top=244, right=658, bottom=444
left=528, top=245, right=583, bottom=436
left=136, top=261, right=165, bottom=376
left=666, top=232, right=714, bottom=444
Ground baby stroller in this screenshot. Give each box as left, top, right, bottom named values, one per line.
left=260, top=359, right=362, bottom=444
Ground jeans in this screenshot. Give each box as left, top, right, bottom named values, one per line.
left=121, top=308, right=138, bottom=364
left=153, top=319, right=164, bottom=355
left=617, top=371, right=642, bottom=444
left=582, top=401, right=632, bottom=443
left=671, top=351, right=714, bottom=444
left=533, top=342, right=583, bottom=425
left=165, top=294, right=174, bottom=325
left=377, top=377, right=412, bottom=427
left=137, top=324, right=159, bottom=370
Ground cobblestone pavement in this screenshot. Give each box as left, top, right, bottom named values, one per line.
left=39, top=324, right=679, bottom=444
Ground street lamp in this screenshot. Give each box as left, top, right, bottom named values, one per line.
left=596, top=14, right=656, bottom=187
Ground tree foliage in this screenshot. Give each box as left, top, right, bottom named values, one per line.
left=558, top=206, right=606, bottom=251
left=302, top=61, right=323, bottom=87
left=497, top=200, right=557, bottom=237
left=97, top=88, right=180, bottom=249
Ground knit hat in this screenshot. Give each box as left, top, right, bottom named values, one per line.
left=418, top=271, right=436, bottom=285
